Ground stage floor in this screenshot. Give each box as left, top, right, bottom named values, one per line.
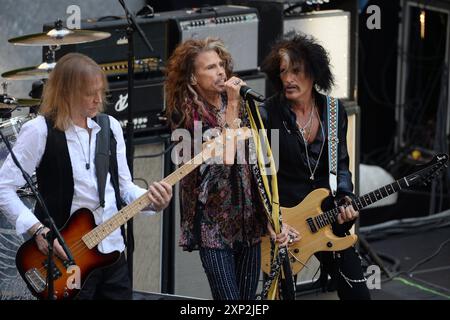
left=296, top=225, right=450, bottom=300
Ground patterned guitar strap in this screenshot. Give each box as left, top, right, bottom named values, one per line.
left=245, top=101, right=286, bottom=300
left=327, top=96, right=339, bottom=197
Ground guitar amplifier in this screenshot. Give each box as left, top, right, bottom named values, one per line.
left=160, top=5, right=259, bottom=73
left=231, top=0, right=358, bottom=100
left=105, top=76, right=167, bottom=135
left=42, top=15, right=169, bottom=65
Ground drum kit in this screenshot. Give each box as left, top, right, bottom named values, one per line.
left=0, top=19, right=111, bottom=163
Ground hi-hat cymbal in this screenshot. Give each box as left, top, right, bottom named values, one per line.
left=2, top=62, right=56, bottom=80
left=9, top=28, right=111, bottom=46
left=0, top=94, right=40, bottom=109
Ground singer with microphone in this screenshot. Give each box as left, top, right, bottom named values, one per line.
left=165, top=38, right=288, bottom=300
left=0, top=53, right=172, bottom=300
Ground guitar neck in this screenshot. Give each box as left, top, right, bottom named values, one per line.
left=311, top=175, right=416, bottom=232
left=82, top=152, right=204, bottom=249
left=353, top=177, right=409, bottom=211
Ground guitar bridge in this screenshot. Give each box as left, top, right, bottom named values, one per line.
left=25, top=268, right=46, bottom=293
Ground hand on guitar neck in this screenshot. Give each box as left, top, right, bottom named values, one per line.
left=336, top=195, right=359, bottom=225
left=146, top=181, right=173, bottom=212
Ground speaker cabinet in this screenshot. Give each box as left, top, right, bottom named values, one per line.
left=105, top=77, right=167, bottom=135
left=160, top=5, right=259, bottom=73
left=284, top=10, right=351, bottom=99
left=43, top=16, right=169, bottom=65
left=131, top=137, right=165, bottom=293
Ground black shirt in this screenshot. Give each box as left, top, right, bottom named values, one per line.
left=260, top=91, right=354, bottom=208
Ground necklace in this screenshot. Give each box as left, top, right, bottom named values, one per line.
left=214, top=95, right=227, bottom=128
left=296, top=102, right=314, bottom=140
left=297, top=107, right=325, bottom=180
left=74, top=128, right=91, bottom=170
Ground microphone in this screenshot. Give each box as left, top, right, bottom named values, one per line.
left=240, top=85, right=265, bottom=102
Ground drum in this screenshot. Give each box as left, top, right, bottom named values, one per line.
left=0, top=115, right=34, bottom=169
left=0, top=194, right=36, bottom=300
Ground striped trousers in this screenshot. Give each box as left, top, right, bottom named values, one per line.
left=199, top=243, right=261, bottom=300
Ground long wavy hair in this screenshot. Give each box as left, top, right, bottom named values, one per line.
left=262, top=33, right=334, bottom=94
left=40, top=52, right=108, bottom=131
left=165, top=38, right=233, bottom=130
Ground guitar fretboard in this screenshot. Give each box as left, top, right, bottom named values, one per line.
left=82, top=152, right=204, bottom=249
left=310, top=177, right=411, bottom=232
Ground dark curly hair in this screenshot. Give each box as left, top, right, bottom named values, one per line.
left=262, top=33, right=334, bottom=93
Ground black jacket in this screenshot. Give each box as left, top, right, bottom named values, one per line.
left=259, top=91, right=355, bottom=234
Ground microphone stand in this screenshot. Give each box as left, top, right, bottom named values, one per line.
left=0, top=129, right=75, bottom=300
left=117, top=0, right=154, bottom=287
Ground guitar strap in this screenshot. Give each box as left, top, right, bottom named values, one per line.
left=246, top=100, right=288, bottom=300
left=327, top=96, right=339, bottom=197
left=94, top=114, right=128, bottom=246
left=94, top=113, right=110, bottom=208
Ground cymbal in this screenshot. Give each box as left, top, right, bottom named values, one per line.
left=0, top=94, right=40, bottom=109
left=2, top=62, right=56, bottom=80
left=8, top=28, right=111, bottom=46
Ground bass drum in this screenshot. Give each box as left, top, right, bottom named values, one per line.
left=0, top=193, right=36, bottom=300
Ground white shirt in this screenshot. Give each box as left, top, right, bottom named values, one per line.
left=0, top=115, right=153, bottom=254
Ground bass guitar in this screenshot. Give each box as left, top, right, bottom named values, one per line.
left=16, top=127, right=251, bottom=299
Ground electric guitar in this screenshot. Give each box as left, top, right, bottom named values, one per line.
left=261, top=154, right=449, bottom=276
left=16, top=127, right=251, bottom=300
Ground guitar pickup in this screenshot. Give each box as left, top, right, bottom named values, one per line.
left=306, top=217, right=318, bottom=233
left=42, top=261, right=62, bottom=280
left=62, top=260, right=76, bottom=269
left=24, top=268, right=46, bottom=293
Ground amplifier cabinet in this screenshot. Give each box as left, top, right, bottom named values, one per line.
left=105, top=77, right=166, bottom=134
left=160, top=5, right=259, bottom=73
left=43, top=16, right=169, bottom=65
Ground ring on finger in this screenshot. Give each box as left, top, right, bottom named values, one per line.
left=233, top=80, right=240, bottom=85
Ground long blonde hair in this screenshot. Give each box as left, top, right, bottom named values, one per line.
left=40, top=53, right=108, bottom=130
left=165, top=38, right=233, bottom=130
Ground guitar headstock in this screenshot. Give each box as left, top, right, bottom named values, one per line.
left=405, top=153, right=449, bottom=187
left=202, top=127, right=253, bottom=162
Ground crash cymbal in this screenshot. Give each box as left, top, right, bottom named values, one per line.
left=9, top=28, right=111, bottom=46
left=15, top=98, right=41, bottom=106
left=2, top=62, right=56, bottom=80
left=0, top=94, right=40, bottom=109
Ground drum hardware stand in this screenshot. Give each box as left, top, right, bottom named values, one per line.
left=1, top=82, right=15, bottom=118
left=1, top=82, right=14, bottom=103
left=39, top=44, right=59, bottom=72
left=0, top=128, right=75, bottom=300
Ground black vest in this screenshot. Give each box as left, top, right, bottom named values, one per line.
left=34, top=118, right=121, bottom=229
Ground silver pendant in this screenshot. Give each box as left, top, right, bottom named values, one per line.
left=310, top=174, right=314, bottom=180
